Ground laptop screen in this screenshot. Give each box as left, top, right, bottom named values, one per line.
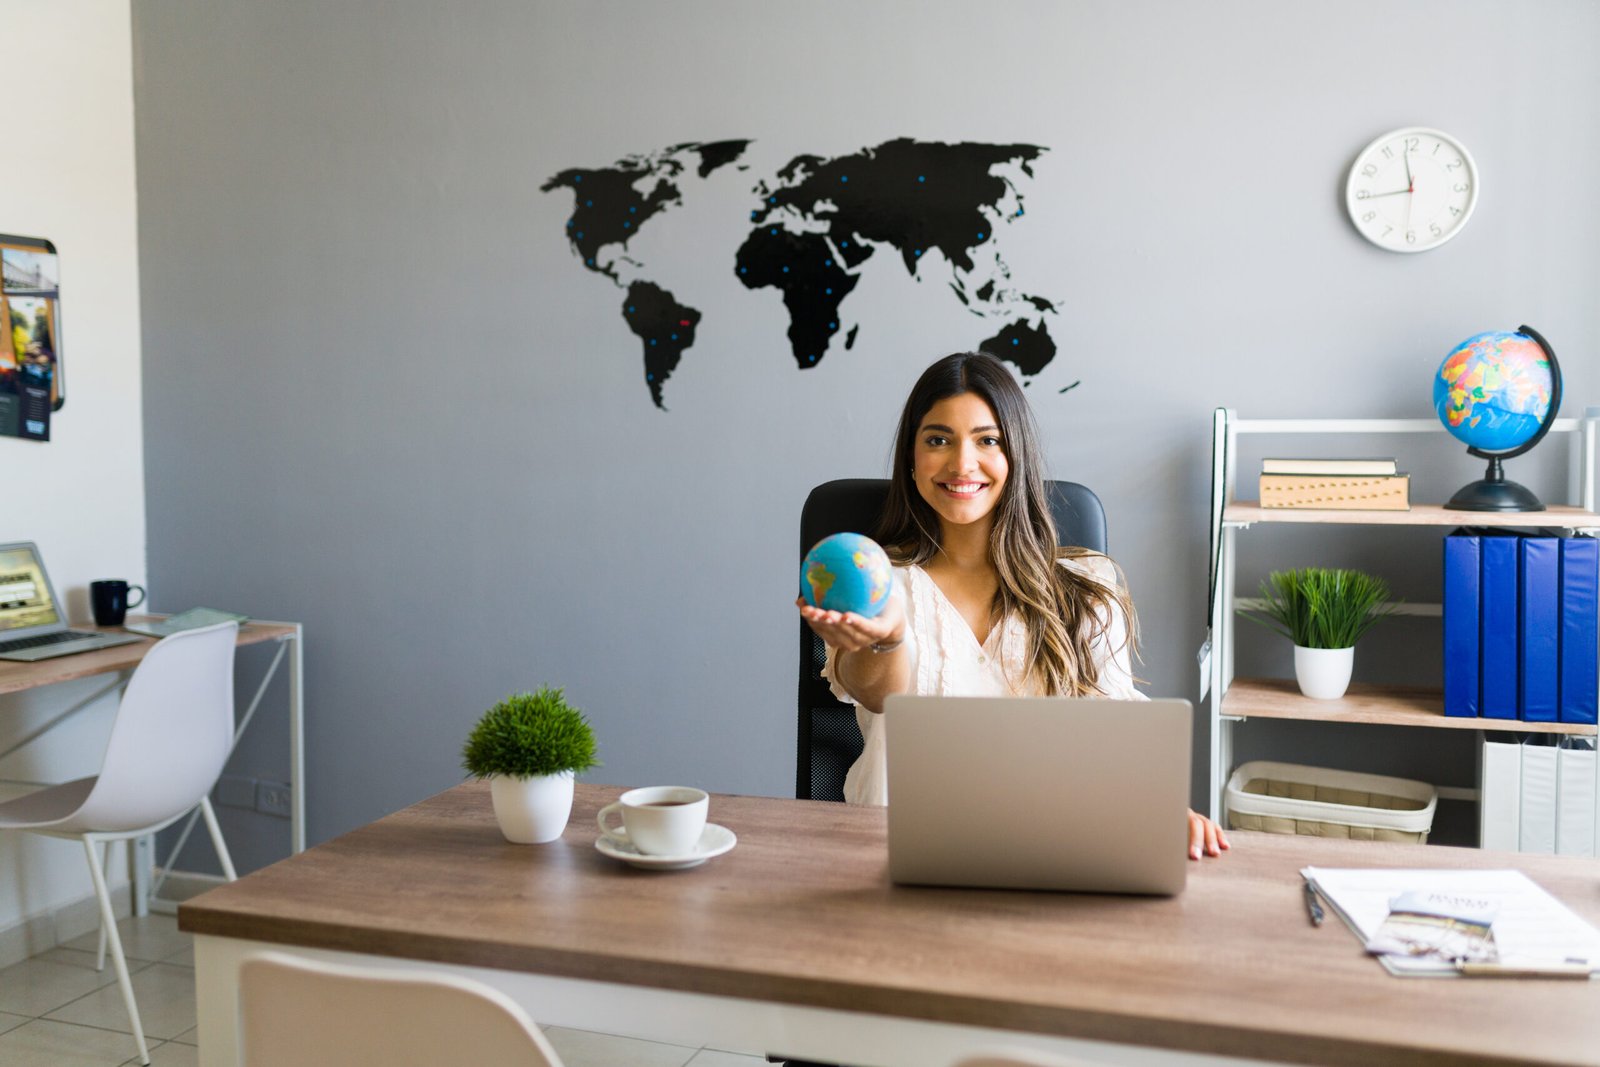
left=0, top=543, right=62, bottom=633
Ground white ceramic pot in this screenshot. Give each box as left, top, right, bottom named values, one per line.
left=489, top=771, right=575, bottom=843
left=1293, top=645, right=1355, bottom=700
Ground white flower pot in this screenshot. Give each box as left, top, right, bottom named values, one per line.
left=489, top=771, right=575, bottom=843
left=1293, top=645, right=1355, bottom=700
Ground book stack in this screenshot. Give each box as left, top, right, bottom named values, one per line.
left=1442, top=533, right=1598, bottom=724
left=1258, top=458, right=1410, bottom=511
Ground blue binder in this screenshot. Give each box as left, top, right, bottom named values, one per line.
left=1442, top=535, right=1480, bottom=717
left=1479, top=535, right=1519, bottom=719
left=1519, top=538, right=1559, bottom=722
left=1560, top=538, right=1599, bottom=725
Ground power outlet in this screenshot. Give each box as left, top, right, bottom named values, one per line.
left=216, top=775, right=257, bottom=811
left=255, top=781, right=292, bottom=818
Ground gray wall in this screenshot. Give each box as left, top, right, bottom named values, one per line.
left=133, top=0, right=1600, bottom=869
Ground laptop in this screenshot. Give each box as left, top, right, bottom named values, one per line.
left=0, top=542, right=145, bottom=661
left=884, top=694, right=1193, bottom=896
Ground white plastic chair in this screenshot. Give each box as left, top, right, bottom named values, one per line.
left=238, top=950, right=566, bottom=1066
left=951, top=1051, right=1104, bottom=1067
left=0, top=621, right=240, bottom=1066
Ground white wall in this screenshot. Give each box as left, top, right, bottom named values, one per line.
left=130, top=1, right=1600, bottom=855
left=0, top=0, right=144, bottom=949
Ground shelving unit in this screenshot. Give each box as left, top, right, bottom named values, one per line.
left=1204, top=408, right=1600, bottom=824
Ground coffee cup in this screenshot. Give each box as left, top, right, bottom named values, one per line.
left=90, top=579, right=146, bottom=627
left=596, top=786, right=708, bottom=856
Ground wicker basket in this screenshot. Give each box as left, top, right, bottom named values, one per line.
left=1224, top=760, right=1436, bottom=843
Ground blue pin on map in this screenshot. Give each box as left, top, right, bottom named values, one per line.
left=801, top=533, right=893, bottom=618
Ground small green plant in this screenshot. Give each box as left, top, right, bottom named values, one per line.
left=1239, top=567, right=1396, bottom=649
left=462, top=687, right=600, bottom=779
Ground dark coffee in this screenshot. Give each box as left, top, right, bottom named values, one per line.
left=642, top=800, right=694, bottom=807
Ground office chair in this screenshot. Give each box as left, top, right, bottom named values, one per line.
left=0, top=621, right=240, bottom=1066
left=238, top=950, right=566, bottom=1066
left=796, top=478, right=1108, bottom=801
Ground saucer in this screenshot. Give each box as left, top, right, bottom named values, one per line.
left=595, top=823, right=737, bottom=870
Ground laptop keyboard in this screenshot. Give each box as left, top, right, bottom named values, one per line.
left=0, top=630, right=97, bottom=653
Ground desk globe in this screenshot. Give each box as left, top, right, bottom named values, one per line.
left=1434, top=325, right=1563, bottom=511
left=801, top=533, right=893, bottom=617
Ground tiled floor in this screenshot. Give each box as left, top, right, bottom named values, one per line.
left=0, top=914, right=766, bottom=1066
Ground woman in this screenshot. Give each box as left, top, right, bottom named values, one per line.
left=798, top=351, right=1228, bottom=860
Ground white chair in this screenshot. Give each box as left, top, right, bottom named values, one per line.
left=0, top=621, right=240, bottom=1066
left=238, top=950, right=566, bottom=1066
left=950, top=1051, right=1104, bottom=1067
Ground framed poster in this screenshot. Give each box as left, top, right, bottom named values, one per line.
left=0, top=234, right=61, bottom=442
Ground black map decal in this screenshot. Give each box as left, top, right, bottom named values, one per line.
left=544, top=138, right=1061, bottom=408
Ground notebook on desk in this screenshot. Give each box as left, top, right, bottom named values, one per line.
left=884, top=694, right=1193, bottom=896
left=0, top=541, right=144, bottom=661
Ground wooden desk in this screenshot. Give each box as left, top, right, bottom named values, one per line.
left=181, top=782, right=1600, bottom=1067
left=1, top=617, right=306, bottom=907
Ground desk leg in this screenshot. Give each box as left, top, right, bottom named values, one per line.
left=132, top=837, right=151, bottom=917
left=287, top=624, right=304, bottom=853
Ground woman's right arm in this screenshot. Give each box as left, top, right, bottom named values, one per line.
left=798, top=589, right=913, bottom=714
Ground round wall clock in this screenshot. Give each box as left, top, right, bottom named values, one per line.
left=1345, top=127, right=1478, bottom=252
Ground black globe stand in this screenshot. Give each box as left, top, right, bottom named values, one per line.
left=1443, top=324, right=1562, bottom=513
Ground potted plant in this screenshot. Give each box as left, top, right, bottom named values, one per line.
left=462, top=687, right=599, bottom=843
left=1241, top=567, right=1395, bottom=699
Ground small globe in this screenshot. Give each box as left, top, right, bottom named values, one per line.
left=801, top=533, right=893, bottom=618
left=1433, top=330, right=1555, bottom=453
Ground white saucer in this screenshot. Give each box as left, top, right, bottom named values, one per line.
left=594, top=823, right=737, bottom=870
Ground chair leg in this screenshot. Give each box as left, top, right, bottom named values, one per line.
left=198, top=796, right=238, bottom=881
left=95, top=841, right=111, bottom=971
left=83, top=837, right=150, bottom=1066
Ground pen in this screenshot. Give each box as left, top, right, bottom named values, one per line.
left=1457, top=962, right=1593, bottom=979
left=1303, top=880, right=1324, bottom=927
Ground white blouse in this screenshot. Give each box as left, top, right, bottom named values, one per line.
left=822, top=555, right=1144, bottom=806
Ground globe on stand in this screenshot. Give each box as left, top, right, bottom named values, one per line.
left=1434, top=325, right=1563, bottom=512
left=801, top=533, right=893, bottom=617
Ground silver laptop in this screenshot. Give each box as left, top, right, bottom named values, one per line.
left=884, top=694, right=1192, bottom=896
left=0, top=542, right=144, bottom=661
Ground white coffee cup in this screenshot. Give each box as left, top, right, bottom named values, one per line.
left=596, top=786, right=708, bottom=856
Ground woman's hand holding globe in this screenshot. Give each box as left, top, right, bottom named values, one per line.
left=797, top=533, right=905, bottom=653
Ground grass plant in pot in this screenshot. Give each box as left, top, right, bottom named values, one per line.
left=1241, top=567, right=1395, bottom=700
left=462, top=687, right=599, bottom=843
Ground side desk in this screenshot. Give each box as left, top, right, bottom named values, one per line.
left=182, top=782, right=1600, bottom=1067
left=0, top=617, right=305, bottom=911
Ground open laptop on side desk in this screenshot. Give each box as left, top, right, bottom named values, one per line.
left=0, top=541, right=144, bottom=661
left=884, top=694, right=1193, bottom=896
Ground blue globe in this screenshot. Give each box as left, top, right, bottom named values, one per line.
left=1433, top=331, right=1555, bottom=453
left=800, top=533, right=893, bottom=618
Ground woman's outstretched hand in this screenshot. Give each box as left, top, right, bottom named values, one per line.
left=797, top=589, right=905, bottom=654
left=1187, top=808, right=1230, bottom=860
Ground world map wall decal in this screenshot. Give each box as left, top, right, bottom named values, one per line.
left=542, top=138, right=1066, bottom=409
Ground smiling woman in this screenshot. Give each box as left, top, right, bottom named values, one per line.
left=795, top=351, right=1228, bottom=860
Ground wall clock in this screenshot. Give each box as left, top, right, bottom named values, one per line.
left=1345, top=127, right=1478, bottom=252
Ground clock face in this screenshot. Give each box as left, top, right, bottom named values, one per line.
left=1345, top=127, right=1478, bottom=252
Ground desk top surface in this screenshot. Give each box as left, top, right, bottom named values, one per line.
left=0, top=616, right=297, bottom=695
left=181, top=782, right=1600, bottom=1067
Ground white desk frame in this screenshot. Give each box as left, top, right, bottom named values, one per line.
left=193, top=936, right=1272, bottom=1067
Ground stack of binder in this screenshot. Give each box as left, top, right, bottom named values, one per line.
left=1443, top=533, right=1598, bottom=723
left=1480, top=734, right=1597, bottom=856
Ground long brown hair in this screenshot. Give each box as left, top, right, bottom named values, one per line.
left=875, top=351, right=1136, bottom=696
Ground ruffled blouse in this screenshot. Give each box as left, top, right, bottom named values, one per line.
left=821, top=554, right=1144, bottom=806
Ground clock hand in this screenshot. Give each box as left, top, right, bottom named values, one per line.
left=1403, top=148, right=1413, bottom=193
left=1366, top=188, right=1413, bottom=198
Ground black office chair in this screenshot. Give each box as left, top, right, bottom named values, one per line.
left=796, top=478, right=1108, bottom=801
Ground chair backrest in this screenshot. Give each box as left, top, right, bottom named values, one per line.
left=797, top=478, right=1107, bottom=801
left=75, top=621, right=238, bottom=832
left=239, top=950, right=564, bottom=1067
